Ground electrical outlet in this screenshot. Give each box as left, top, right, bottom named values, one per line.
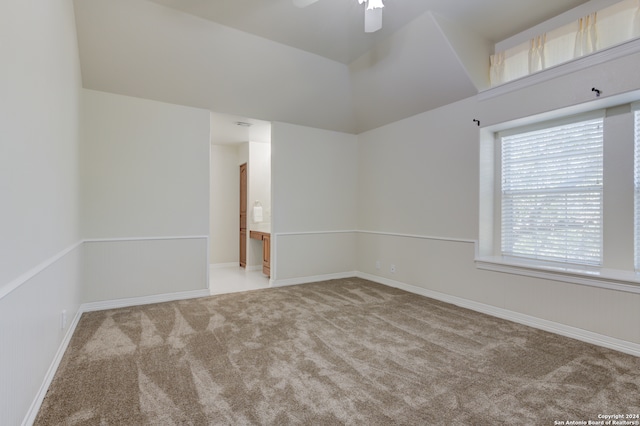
left=390, top=264, right=396, bottom=273
left=375, top=260, right=381, bottom=270
left=61, top=310, right=67, bottom=330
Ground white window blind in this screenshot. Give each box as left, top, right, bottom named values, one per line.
left=501, top=117, right=604, bottom=265
left=634, top=108, right=640, bottom=270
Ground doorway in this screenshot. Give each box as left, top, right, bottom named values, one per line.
left=208, top=113, right=271, bottom=294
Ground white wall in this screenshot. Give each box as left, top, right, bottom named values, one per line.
left=247, top=141, right=272, bottom=268
left=249, top=142, right=272, bottom=229
left=0, top=0, right=84, bottom=424
left=81, top=89, right=210, bottom=302
left=271, top=122, right=358, bottom=282
left=210, top=144, right=240, bottom=265
left=348, top=11, right=483, bottom=132
left=73, top=0, right=356, bottom=133
left=211, top=140, right=271, bottom=269
left=357, top=51, right=640, bottom=348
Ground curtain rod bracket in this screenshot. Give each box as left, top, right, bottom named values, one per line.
left=592, top=87, right=601, bottom=97
left=473, top=119, right=480, bottom=127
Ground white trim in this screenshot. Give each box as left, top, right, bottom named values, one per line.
left=20, top=262, right=640, bottom=426
left=476, top=256, right=640, bottom=294
left=22, top=308, right=83, bottom=426
left=270, top=271, right=358, bottom=288
left=12, top=236, right=210, bottom=425
left=272, top=232, right=278, bottom=282
left=357, top=230, right=475, bottom=244
left=83, top=235, right=208, bottom=243
left=81, top=289, right=210, bottom=312
left=274, top=229, right=474, bottom=245
left=276, top=230, right=640, bottom=292
left=205, top=236, right=210, bottom=292
left=275, top=230, right=356, bottom=237
left=22, top=287, right=210, bottom=425
left=1, top=241, right=83, bottom=301
left=479, top=38, right=640, bottom=101
left=357, top=272, right=640, bottom=357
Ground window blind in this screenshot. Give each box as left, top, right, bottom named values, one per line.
left=501, top=117, right=604, bottom=265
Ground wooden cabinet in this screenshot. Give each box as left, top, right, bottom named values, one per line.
left=250, top=231, right=270, bottom=278
left=262, top=234, right=270, bottom=277
left=239, top=229, right=246, bottom=268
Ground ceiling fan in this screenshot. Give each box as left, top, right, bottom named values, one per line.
left=293, top=0, right=384, bottom=33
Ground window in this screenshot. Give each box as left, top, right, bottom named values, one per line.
left=490, top=0, right=640, bottom=86
left=478, top=98, right=640, bottom=292
left=500, top=116, right=604, bottom=266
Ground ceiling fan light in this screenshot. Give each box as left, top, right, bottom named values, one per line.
left=364, top=7, right=382, bottom=32
left=366, top=0, right=384, bottom=10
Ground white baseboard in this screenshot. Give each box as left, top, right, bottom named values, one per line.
left=22, top=287, right=211, bottom=425
left=270, top=271, right=358, bottom=288
left=23, top=270, right=640, bottom=426
left=357, top=272, right=640, bottom=358
left=81, top=288, right=211, bottom=312
left=22, top=308, right=83, bottom=426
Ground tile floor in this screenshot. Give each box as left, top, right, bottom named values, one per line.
left=209, top=265, right=270, bottom=295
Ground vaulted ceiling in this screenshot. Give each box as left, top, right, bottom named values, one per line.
left=73, top=0, right=591, bottom=134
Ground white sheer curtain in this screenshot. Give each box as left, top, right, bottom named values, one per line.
left=574, top=13, right=598, bottom=57
left=489, top=52, right=505, bottom=86
left=528, top=35, right=546, bottom=73
left=597, top=0, right=638, bottom=48
left=489, top=0, right=640, bottom=87
left=544, top=21, right=578, bottom=68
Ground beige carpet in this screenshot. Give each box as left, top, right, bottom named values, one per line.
left=35, top=278, right=640, bottom=425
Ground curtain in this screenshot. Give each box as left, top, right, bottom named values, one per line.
left=544, top=21, right=578, bottom=68
left=490, top=52, right=505, bottom=86
left=528, top=35, right=545, bottom=73
left=574, top=13, right=598, bottom=58
left=489, top=0, right=640, bottom=87
left=594, top=0, right=635, bottom=49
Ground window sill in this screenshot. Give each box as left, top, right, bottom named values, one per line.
left=475, top=255, right=640, bottom=294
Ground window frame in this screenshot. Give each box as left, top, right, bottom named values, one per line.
left=477, top=101, right=640, bottom=294
left=497, top=112, right=605, bottom=267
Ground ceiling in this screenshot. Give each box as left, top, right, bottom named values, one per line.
left=73, top=0, right=594, bottom=139
left=210, top=113, right=271, bottom=145
left=145, top=0, right=591, bottom=65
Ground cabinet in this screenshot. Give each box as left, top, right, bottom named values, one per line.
left=262, top=234, right=270, bottom=277
left=249, top=231, right=270, bottom=277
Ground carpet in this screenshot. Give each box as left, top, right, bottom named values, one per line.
left=35, top=277, right=640, bottom=425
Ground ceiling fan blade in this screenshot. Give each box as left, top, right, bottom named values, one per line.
left=293, top=0, right=320, bottom=7
left=364, top=7, right=382, bottom=33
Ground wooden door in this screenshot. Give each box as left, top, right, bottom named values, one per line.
left=239, top=163, right=247, bottom=268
